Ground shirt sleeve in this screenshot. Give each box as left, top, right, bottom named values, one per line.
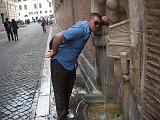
left=62, top=25, right=84, bottom=42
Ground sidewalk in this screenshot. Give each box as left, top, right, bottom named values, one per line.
left=0, top=31, right=7, bottom=40
left=35, top=24, right=88, bottom=120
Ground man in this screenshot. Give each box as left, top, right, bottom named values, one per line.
left=46, top=13, right=109, bottom=120
left=41, top=17, right=47, bottom=32
left=4, top=18, right=14, bottom=41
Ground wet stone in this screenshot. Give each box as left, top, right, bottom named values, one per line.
left=16, top=101, right=24, bottom=106
left=8, top=107, right=17, bottom=112
left=4, top=110, right=12, bottom=115
left=13, top=115, right=20, bottom=119
left=10, top=102, right=19, bottom=108
left=1, top=107, right=7, bottom=112
left=1, top=116, right=8, bottom=120
left=21, top=115, right=29, bottom=119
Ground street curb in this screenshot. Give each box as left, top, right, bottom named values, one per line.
left=35, top=26, right=53, bottom=120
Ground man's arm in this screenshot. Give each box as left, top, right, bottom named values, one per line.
left=45, top=32, right=64, bottom=58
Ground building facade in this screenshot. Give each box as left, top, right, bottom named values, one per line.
left=0, top=0, right=18, bottom=31
left=17, top=0, right=53, bottom=22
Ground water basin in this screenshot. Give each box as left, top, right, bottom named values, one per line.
left=86, top=102, right=124, bottom=120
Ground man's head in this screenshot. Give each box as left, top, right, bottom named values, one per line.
left=5, top=18, right=8, bottom=22
left=88, top=13, right=102, bottom=33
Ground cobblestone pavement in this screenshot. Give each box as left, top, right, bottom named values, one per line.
left=0, top=23, right=89, bottom=120
left=0, top=23, right=50, bottom=120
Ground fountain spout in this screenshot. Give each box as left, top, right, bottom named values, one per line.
left=107, top=19, right=131, bottom=120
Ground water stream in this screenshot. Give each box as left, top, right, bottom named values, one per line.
left=84, top=39, right=125, bottom=120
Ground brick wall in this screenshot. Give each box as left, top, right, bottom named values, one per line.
left=143, top=0, right=160, bottom=119
left=73, top=0, right=91, bottom=21
left=55, top=0, right=74, bottom=30
left=55, top=0, right=91, bottom=29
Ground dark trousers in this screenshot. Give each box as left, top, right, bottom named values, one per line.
left=42, top=25, right=46, bottom=32
left=13, top=29, right=18, bottom=41
left=6, top=30, right=14, bottom=41
left=51, top=59, right=76, bottom=119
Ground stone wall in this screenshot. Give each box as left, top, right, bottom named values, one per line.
left=143, top=0, right=160, bottom=119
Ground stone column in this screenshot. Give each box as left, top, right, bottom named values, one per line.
left=128, top=0, right=144, bottom=119
left=91, top=0, right=106, bottom=93
left=91, top=0, right=118, bottom=100
left=92, top=27, right=108, bottom=94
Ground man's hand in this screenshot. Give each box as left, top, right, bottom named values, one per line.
left=45, top=49, right=54, bottom=58
left=102, top=16, right=109, bottom=26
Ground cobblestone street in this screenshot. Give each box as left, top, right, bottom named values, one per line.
left=0, top=23, right=50, bottom=119
left=0, top=23, right=89, bottom=120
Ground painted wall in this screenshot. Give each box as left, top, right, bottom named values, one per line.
left=0, top=0, right=17, bottom=31
left=17, top=0, right=53, bottom=22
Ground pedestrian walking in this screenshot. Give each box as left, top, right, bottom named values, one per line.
left=4, top=18, right=14, bottom=41
left=11, top=19, right=19, bottom=41
left=46, top=13, right=109, bottom=120
left=41, top=17, right=46, bottom=33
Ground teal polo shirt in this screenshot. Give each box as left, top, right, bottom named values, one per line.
left=52, top=20, right=91, bottom=71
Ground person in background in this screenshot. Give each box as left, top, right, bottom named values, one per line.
left=41, top=17, right=47, bottom=32
left=46, top=13, right=109, bottom=120
left=4, top=18, right=14, bottom=41
left=11, top=19, right=19, bottom=41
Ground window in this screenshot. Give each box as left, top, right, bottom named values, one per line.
left=50, top=10, right=52, bottom=13
left=39, top=3, right=42, bottom=8
left=23, top=0, right=27, bottom=1
left=19, top=13, right=20, bottom=16
left=45, top=11, right=47, bottom=13
left=40, top=11, right=42, bottom=14
left=49, top=2, right=51, bottom=7
left=18, top=0, right=21, bottom=2
left=29, top=12, right=33, bottom=15
left=34, top=4, right=37, bottom=9
left=19, top=5, right=22, bottom=10
left=24, top=5, right=27, bottom=10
